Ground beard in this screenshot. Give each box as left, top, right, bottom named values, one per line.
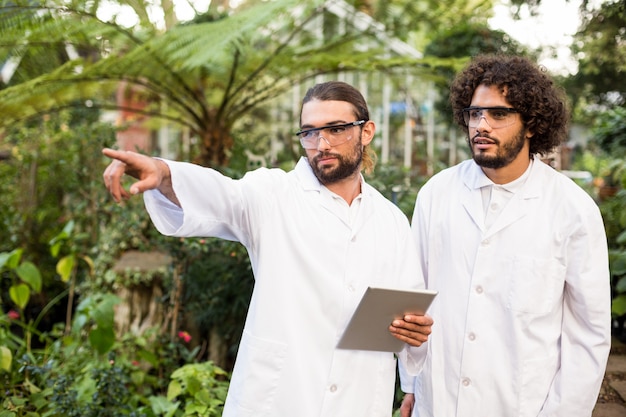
left=309, top=136, right=363, bottom=184
left=469, top=127, right=527, bottom=169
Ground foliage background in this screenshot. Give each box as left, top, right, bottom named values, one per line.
left=1, top=0, right=625, bottom=415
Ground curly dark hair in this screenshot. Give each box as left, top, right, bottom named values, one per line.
left=449, top=54, right=570, bottom=156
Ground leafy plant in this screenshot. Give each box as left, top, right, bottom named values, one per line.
left=600, top=178, right=626, bottom=317
left=365, top=163, right=427, bottom=218
left=0, top=249, right=42, bottom=312
left=148, top=361, right=229, bottom=417
left=591, top=107, right=626, bottom=157
left=589, top=107, right=626, bottom=330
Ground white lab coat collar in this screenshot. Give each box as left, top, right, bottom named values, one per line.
left=460, top=158, right=544, bottom=237
left=462, top=157, right=542, bottom=199
left=293, top=157, right=374, bottom=235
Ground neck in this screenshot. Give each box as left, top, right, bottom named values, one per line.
left=325, top=173, right=362, bottom=205
left=482, top=155, right=532, bottom=184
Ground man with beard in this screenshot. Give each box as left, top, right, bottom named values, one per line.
left=399, top=55, right=611, bottom=417
left=102, top=80, right=433, bottom=417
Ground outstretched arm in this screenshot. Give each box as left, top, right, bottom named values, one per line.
left=102, top=148, right=179, bottom=206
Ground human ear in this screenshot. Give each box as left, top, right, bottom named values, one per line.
left=360, top=120, right=375, bottom=146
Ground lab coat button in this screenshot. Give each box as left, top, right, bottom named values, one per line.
left=348, top=284, right=355, bottom=292
left=329, top=384, right=338, bottom=392
left=475, top=286, right=483, bottom=294
left=481, top=239, right=490, bottom=246
left=468, top=332, right=476, bottom=341
left=462, top=378, right=471, bottom=387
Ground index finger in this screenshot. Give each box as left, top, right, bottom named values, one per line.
left=102, top=147, right=134, bottom=163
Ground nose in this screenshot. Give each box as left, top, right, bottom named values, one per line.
left=475, top=115, right=492, bottom=130
left=316, top=133, right=332, bottom=150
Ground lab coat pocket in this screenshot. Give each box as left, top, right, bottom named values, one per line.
left=227, top=331, right=288, bottom=416
left=518, top=354, right=558, bottom=417
left=507, top=256, right=565, bottom=314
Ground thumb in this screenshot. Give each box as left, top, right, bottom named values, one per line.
left=129, top=178, right=156, bottom=195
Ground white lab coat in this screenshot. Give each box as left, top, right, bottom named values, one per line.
left=144, top=157, right=426, bottom=417
left=400, top=158, right=611, bottom=417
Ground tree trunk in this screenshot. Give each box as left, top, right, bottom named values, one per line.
left=196, top=123, right=234, bottom=167
left=208, top=327, right=229, bottom=369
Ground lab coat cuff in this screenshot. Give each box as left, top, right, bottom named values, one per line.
left=144, top=189, right=184, bottom=235
left=398, top=344, right=426, bottom=374
left=397, top=346, right=420, bottom=392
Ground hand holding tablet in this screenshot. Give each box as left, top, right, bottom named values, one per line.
left=337, top=287, right=437, bottom=352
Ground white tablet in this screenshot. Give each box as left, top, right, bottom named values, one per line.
left=336, top=286, right=437, bottom=352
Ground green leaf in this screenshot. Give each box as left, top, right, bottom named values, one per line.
left=50, top=241, right=62, bottom=258
left=130, top=370, right=145, bottom=386
left=88, top=326, right=116, bottom=355
left=23, top=379, right=41, bottom=394
left=92, top=294, right=120, bottom=329
left=187, top=403, right=208, bottom=414
left=195, top=389, right=212, bottom=405
left=186, top=376, right=201, bottom=395
left=49, top=220, right=75, bottom=255
left=149, top=395, right=180, bottom=417
left=56, top=255, right=76, bottom=283
left=0, top=345, right=12, bottom=371
left=615, top=275, right=626, bottom=293
left=0, top=252, right=10, bottom=270
left=0, top=248, right=23, bottom=270
left=167, top=380, right=183, bottom=401
left=71, top=313, right=88, bottom=334
left=137, top=349, right=159, bottom=367
left=62, top=219, right=75, bottom=235
left=9, top=283, right=30, bottom=309
left=612, top=294, right=626, bottom=316
left=15, top=262, right=42, bottom=292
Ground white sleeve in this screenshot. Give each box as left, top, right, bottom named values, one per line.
left=538, top=202, right=611, bottom=416
left=397, top=345, right=421, bottom=392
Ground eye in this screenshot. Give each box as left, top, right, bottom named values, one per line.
left=468, top=109, right=481, bottom=119
left=329, top=126, right=347, bottom=135
left=299, top=130, right=315, bottom=139
left=490, top=109, right=509, bottom=119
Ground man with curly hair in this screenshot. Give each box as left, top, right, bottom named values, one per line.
left=399, top=55, right=611, bottom=417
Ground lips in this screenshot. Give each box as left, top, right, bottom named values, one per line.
left=472, top=135, right=497, bottom=151
left=472, top=131, right=497, bottom=142
left=474, top=138, right=495, bottom=144
left=316, top=153, right=338, bottom=163
left=472, top=134, right=496, bottom=144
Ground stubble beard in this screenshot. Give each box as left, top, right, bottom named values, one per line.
left=469, top=127, right=527, bottom=169
left=310, top=135, right=363, bottom=185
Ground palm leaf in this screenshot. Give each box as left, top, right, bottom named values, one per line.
left=0, top=0, right=453, bottom=164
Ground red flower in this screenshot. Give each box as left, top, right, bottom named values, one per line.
left=178, top=331, right=192, bottom=343
left=7, top=310, right=20, bottom=320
